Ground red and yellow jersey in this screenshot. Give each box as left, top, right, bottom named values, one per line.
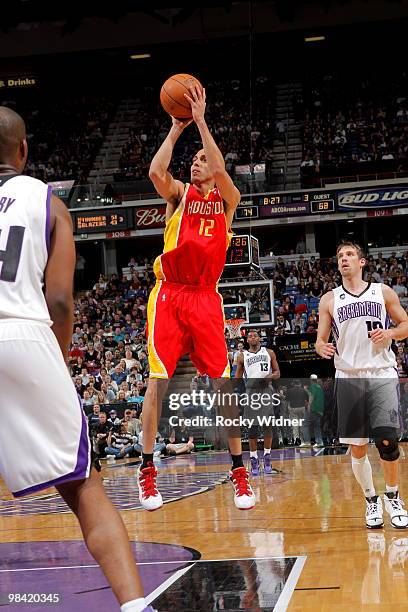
left=153, top=183, right=233, bottom=286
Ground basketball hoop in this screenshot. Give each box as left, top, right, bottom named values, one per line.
left=225, top=318, right=246, bottom=339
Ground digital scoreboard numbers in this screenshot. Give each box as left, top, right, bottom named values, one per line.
left=225, top=235, right=250, bottom=266
left=310, top=198, right=335, bottom=214
left=235, top=205, right=259, bottom=220
left=75, top=209, right=130, bottom=234
left=225, top=235, right=259, bottom=268
left=236, top=191, right=337, bottom=219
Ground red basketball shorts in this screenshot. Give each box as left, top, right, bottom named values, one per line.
left=147, top=281, right=230, bottom=379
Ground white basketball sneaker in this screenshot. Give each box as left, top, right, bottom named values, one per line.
left=365, top=495, right=384, bottom=529
left=229, top=467, right=256, bottom=510
left=137, top=463, right=163, bottom=511
left=383, top=492, right=408, bottom=529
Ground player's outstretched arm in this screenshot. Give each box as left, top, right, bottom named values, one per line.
left=185, top=85, right=240, bottom=220
left=369, top=284, right=408, bottom=344
left=315, top=291, right=336, bottom=359
left=44, top=195, right=75, bottom=363
left=149, top=117, right=190, bottom=219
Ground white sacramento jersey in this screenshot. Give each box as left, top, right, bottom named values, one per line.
left=243, top=347, right=271, bottom=378
left=0, top=174, right=52, bottom=325
left=332, top=282, right=396, bottom=371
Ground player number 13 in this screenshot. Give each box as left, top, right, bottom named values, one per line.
left=199, top=218, right=214, bottom=237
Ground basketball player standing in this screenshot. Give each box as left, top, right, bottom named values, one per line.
left=0, top=107, right=152, bottom=612
left=235, top=330, right=281, bottom=475
left=316, top=242, right=408, bottom=529
left=141, top=84, right=255, bottom=510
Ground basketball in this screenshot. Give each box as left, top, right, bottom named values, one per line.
left=160, top=73, right=203, bottom=119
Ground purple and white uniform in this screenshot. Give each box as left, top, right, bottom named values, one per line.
left=0, top=174, right=90, bottom=496
left=332, top=282, right=398, bottom=446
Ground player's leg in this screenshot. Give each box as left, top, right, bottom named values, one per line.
left=56, top=469, right=147, bottom=611
left=188, top=290, right=255, bottom=509
left=137, top=378, right=169, bottom=510
left=348, top=442, right=383, bottom=529
left=262, top=427, right=279, bottom=475
left=370, top=376, right=408, bottom=529
left=248, top=425, right=260, bottom=476
left=139, top=283, right=183, bottom=510
left=337, top=374, right=382, bottom=527
left=373, top=428, right=407, bottom=528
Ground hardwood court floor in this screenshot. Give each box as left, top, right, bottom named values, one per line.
left=0, top=446, right=407, bottom=610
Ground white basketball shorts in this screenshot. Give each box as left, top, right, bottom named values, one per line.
left=336, top=367, right=399, bottom=447
left=0, top=319, right=91, bottom=497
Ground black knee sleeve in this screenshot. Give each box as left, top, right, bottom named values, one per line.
left=373, top=428, right=400, bottom=462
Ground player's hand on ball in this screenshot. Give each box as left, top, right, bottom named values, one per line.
left=369, top=328, right=391, bottom=344
left=171, top=116, right=193, bottom=131
left=317, top=342, right=336, bottom=359
left=184, top=84, right=206, bottom=123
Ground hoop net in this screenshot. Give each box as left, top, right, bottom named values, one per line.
left=225, top=318, right=246, bottom=339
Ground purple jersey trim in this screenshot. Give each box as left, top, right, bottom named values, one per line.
left=12, top=396, right=90, bottom=498
left=45, top=185, right=52, bottom=255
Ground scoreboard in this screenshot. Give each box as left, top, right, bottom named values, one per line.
left=74, top=209, right=131, bottom=233
left=225, top=235, right=260, bottom=268
left=236, top=190, right=336, bottom=220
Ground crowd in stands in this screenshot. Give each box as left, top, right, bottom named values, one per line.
left=2, top=96, right=115, bottom=184
left=115, top=76, right=276, bottom=183
left=301, top=72, right=408, bottom=182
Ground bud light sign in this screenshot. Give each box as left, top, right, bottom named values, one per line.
left=338, top=184, right=408, bottom=210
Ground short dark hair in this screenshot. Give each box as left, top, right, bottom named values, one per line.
left=336, top=241, right=366, bottom=260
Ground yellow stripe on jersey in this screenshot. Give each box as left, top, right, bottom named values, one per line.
left=226, top=227, right=233, bottom=249
left=147, top=281, right=168, bottom=379
left=153, top=184, right=188, bottom=280
left=164, top=183, right=188, bottom=253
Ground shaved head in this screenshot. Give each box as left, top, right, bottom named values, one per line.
left=0, top=106, right=27, bottom=171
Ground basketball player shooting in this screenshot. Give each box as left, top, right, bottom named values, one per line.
left=235, top=330, right=281, bottom=476
left=316, top=241, right=408, bottom=529
left=0, top=107, right=152, bottom=612
left=141, top=84, right=255, bottom=511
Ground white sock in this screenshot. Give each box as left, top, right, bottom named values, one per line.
left=264, top=448, right=271, bottom=455
left=121, top=598, right=147, bottom=612
left=351, top=455, right=376, bottom=498
left=386, top=484, right=398, bottom=495
left=250, top=451, right=258, bottom=459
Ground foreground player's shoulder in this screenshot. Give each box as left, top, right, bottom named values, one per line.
left=17, top=174, right=49, bottom=193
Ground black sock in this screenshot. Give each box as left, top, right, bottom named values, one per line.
left=141, top=453, right=153, bottom=468
left=231, top=454, right=244, bottom=470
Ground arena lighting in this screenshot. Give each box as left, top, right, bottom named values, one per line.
left=130, top=53, right=151, bottom=59
left=304, top=35, right=326, bottom=42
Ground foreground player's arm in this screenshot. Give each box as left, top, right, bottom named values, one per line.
left=44, top=195, right=75, bottom=363
left=265, top=350, right=280, bottom=380
left=315, top=291, right=336, bottom=359
left=149, top=118, right=190, bottom=220
left=370, top=284, right=408, bottom=344
left=235, top=353, right=245, bottom=378
left=185, top=85, right=240, bottom=219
